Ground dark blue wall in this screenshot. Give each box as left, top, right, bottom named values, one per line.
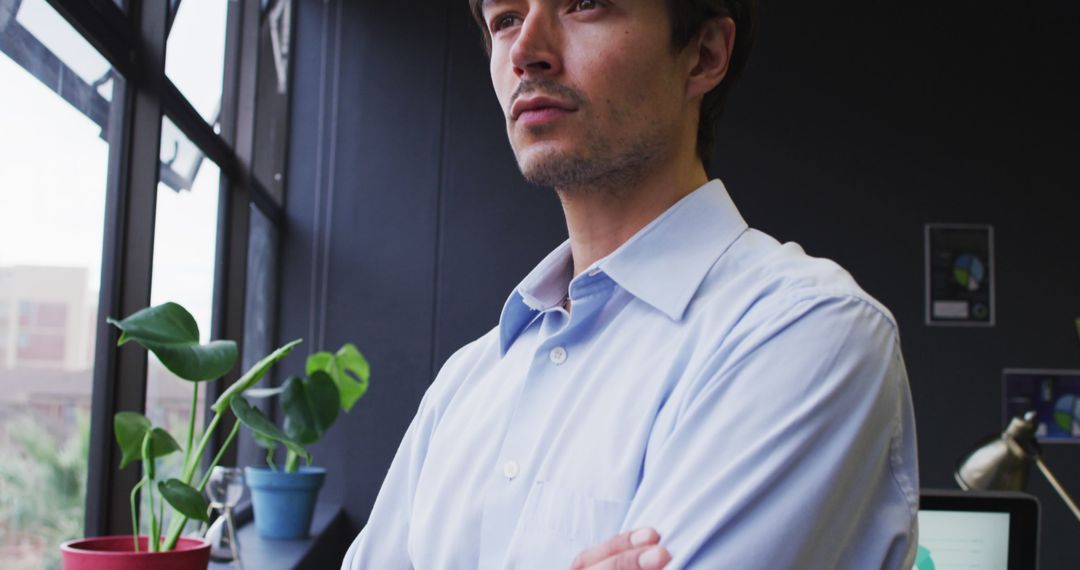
left=278, top=0, right=1079, bottom=566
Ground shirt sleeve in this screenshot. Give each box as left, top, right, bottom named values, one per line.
left=340, top=389, right=434, bottom=570
left=620, top=294, right=919, bottom=569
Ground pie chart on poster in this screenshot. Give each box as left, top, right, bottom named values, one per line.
left=952, top=254, right=986, bottom=291
left=1054, top=395, right=1080, bottom=436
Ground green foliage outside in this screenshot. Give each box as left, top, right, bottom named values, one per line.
left=0, top=411, right=89, bottom=570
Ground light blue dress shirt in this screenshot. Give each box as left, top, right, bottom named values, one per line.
left=343, top=180, right=919, bottom=569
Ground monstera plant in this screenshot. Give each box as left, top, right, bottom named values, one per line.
left=232, top=343, right=370, bottom=539
left=232, top=343, right=369, bottom=471
left=60, top=302, right=302, bottom=570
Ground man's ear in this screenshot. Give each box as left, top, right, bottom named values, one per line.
left=685, top=17, right=737, bottom=101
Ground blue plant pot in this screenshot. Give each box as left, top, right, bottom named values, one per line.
left=245, top=466, right=326, bottom=540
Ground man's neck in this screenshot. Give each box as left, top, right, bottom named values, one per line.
left=557, top=155, right=709, bottom=279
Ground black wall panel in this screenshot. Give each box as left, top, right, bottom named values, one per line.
left=278, top=0, right=450, bottom=556
left=280, top=0, right=1079, bottom=566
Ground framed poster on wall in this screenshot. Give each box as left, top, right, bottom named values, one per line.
left=924, top=223, right=995, bottom=326
left=1004, top=369, right=1080, bottom=443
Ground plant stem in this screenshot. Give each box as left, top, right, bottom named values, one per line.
left=285, top=449, right=300, bottom=473
left=129, top=477, right=147, bottom=552
left=182, top=412, right=222, bottom=484
left=162, top=415, right=240, bottom=551
left=196, top=421, right=240, bottom=492
left=160, top=411, right=221, bottom=551
left=184, top=383, right=199, bottom=468
left=157, top=485, right=165, bottom=550
left=148, top=480, right=159, bottom=552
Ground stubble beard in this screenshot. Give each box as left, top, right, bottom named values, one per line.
left=513, top=105, right=667, bottom=196
left=505, top=78, right=665, bottom=196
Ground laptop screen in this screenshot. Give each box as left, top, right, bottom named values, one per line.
left=915, top=509, right=1010, bottom=570
left=916, top=491, right=1039, bottom=570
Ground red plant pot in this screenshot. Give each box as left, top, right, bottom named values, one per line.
left=60, top=536, right=211, bottom=570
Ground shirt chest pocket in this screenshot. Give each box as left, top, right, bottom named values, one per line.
left=518, top=481, right=632, bottom=557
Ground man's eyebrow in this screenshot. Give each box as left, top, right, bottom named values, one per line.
left=481, top=0, right=512, bottom=13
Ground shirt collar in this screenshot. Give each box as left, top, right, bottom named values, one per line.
left=498, top=242, right=573, bottom=354
left=600, top=179, right=748, bottom=321
left=498, top=179, right=748, bottom=354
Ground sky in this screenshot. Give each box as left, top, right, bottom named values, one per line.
left=0, top=0, right=229, bottom=341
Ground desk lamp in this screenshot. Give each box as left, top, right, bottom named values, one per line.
left=955, top=411, right=1080, bottom=523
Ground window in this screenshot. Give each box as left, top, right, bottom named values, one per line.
left=16, top=300, right=70, bottom=366
left=243, top=205, right=279, bottom=371
left=0, top=0, right=120, bottom=562
left=145, top=117, right=222, bottom=489
left=252, top=0, right=294, bottom=202
left=165, top=0, right=229, bottom=127
left=0, top=299, right=9, bottom=366
left=2, top=0, right=294, bottom=550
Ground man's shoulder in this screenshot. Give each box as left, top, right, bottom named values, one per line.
left=692, top=228, right=898, bottom=337
left=424, top=326, right=502, bottom=403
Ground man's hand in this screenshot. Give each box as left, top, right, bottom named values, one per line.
left=568, top=528, right=671, bottom=570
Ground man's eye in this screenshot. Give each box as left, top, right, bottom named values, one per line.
left=491, top=14, right=522, bottom=33
left=572, top=0, right=599, bottom=11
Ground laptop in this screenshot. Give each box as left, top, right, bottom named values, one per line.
left=916, top=490, right=1039, bottom=570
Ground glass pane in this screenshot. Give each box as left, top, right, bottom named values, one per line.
left=160, top=115, right=207, bottom=191
left=145, top=117, right=221, bottom=513
left=0, top=1, right=122, bottom=565
left=242, top=205, right=278, bottom=372
left=252, top=0, right=293, bottom=203
left=165, top=0, right=228, bottom=126
left=235, top=204, right=278, bottom=467
left=12, top=0, right=113, bottom=94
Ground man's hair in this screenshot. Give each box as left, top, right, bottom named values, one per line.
left=468, top=1, right=758, bottom=170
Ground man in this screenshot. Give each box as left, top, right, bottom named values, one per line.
left=343, top=0, right=918, bottom=568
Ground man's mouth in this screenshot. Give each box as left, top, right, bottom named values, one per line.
left=511, top=96, right=578, bottom=126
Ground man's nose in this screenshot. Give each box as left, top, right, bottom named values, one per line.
left=509, top=12, right=562, bottom=79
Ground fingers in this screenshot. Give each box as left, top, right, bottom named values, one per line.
left=608, top=545, right=671, bottom=570
left=569, top=528, right=669, bottom=570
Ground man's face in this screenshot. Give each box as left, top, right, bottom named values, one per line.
left=482, top=0, right=690, bottom=190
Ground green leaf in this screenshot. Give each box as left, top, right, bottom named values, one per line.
left=230, top=396, right=311, bottom=462
left=212, top=339, right=303, bottom=413
left=142, top=340, right=238, bottom=382
left=140, top=428, right=179, bottom=480
left=252, top=432, right=278, bottom=450
left=307, top=343, right=370, bottom=412
left=281, top=373, right=340, bottom=446
left=158, top=479, right=210, bottom=522
left=305, top=352, right=335, bottom=380
left=107, top=302, right=238, bottom=382
left=114, top=412, right=151, bottom=469
left=280, top=376, right=317, bottom=445
left=109, top=302, right=200, bottom=345
left=146, top=427, right=180, bottom=459
left=306, top=371, right=340, bottom=433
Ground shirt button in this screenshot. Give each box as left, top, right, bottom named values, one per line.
left=503, top=460, right=520, bottom=480
left=549, top=346, right=567, bottom=365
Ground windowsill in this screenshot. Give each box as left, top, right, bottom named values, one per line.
left=208, top=503, right=347, bottom=570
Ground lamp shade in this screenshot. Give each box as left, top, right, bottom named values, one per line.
left=955, top=412, right=1039, bottom=492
